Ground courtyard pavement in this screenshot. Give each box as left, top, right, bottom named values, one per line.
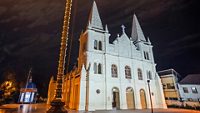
left=0, top=104, right=199, bottom=113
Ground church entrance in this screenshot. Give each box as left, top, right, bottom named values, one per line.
left=112, top=87, right=120, bottom=109
left=126, top=87, right=135, bottom=109
left=140, top=89, right=147, bottom=109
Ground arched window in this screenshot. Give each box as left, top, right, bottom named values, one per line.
left=98, top=63, right=102, bottom=74
left=94, top=40, right=97, bottom=50
left=94, top=63, right=97, bottom=74
left=111, top=64, right=118, bottom=77
left=147, top=71, right=152, bottom=80
left=125, top=66, right=131, bottom=79
left=99, top=41, right=102, bottom=50
left=138, top=68, right=143, bottom=80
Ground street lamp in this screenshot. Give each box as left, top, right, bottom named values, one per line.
left=147, top=80, right=153, bottom=113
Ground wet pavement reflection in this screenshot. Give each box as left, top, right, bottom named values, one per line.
left=0, top=104, right=199, bottom=113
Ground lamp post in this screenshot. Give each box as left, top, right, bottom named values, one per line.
left=47, top=0, right=72, bottom=112
left=147, top=80, right=153, bottom=113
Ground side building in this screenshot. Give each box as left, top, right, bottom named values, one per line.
left=179, top=74, right=200, bottom=102
left=159, top=69, right=200, bottom=107
left=48, top=1, right=167, bottom=111
left=158, top=69, right=181, bottom=101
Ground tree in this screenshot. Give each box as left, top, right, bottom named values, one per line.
left=0, top=70, right=19, bottom=104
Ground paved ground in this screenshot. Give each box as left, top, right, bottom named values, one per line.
left=0, top=104, right=199, bottom=113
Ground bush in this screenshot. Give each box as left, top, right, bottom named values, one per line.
left=168, top=103, right=200, bottom=110
left=167, top=104, right=180, bottom=108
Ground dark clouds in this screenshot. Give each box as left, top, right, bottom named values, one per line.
left=0, top=0, right=200, bottom=97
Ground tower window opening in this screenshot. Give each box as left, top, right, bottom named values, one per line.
left=94, top=40, right=98, bottom=50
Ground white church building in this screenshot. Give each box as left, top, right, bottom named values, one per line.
left=47, top=1, right=167, bottom=111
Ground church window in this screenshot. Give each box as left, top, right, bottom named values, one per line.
left=144, top=51, right=150, bottom=60
left=99, top=41, right=102, bottom=50
left=94, top=63, right=97, bottom=74
left=146, top=52, right=149, bottom=60
left=111, top=64, right=118, bottom=78
left=125, top=66, right=131, bottom=79
left=138, top=68, right=143, bottom=80
left=147, top=71, right=152, bottom=80
left=98, top=63, right=102, bottom=74
left=144, top=52, right=147, bottom=59
left=94, top=40, right=97, bottom=50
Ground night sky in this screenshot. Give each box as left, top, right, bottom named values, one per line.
left=0, top=0, right=200, bottom=97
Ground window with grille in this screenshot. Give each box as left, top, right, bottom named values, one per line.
left=125, top=66, right=131, bottom=79
left=138, top=68, right=143, bottom=80
left=111, top=64, right=118, bottom=78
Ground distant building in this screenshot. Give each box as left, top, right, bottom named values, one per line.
left=159, top=69, right=200, bottom=106
left=18, top=76, right=37, bottom=103
left=158, top=69, right=181, bottom=101
left=179, top=74, right=200, bottom=102
left=48, top=1, right=167, bottom=111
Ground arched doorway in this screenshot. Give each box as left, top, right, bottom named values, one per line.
left=112, top=87, right=120, bottom=109
left=126, top=87, right=135, bottom=109
left=140, top=89, right=147, bottom=109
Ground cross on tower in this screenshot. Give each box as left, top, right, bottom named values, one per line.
left=121, top=25, right=126, bottom=33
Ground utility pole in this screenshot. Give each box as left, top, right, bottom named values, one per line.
left=147, top=80, right=153, bottom=113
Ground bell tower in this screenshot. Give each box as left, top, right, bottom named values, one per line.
left=131, top=14, right=154, bottom=62
left=78, top=1, right=109, bottom=69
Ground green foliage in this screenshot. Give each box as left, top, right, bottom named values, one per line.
left=167, top=103, right=200, bottom=110
left=0, top=71, right=19, bottom=104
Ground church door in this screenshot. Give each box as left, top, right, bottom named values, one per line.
left=126, top=87, right=135, bottom=109
left=112, top=87, right=120, bottom=109
left=140, top=89, right=147, bottom=109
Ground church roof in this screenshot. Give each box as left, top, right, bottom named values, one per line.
left=113, top=25, right=131, bottom=45
left=179, top=74, right=200, bottom=85
left=131, top=14, right=146, bottom=43
left=88, top=1, right=103, bottom=30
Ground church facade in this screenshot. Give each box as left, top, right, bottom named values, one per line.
left=47, top=1, right=166, bottom=111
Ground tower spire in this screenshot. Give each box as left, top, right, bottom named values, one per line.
left=88, top=1, right=103, bottom=30
left=131, top=14, right=146, bottom=43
